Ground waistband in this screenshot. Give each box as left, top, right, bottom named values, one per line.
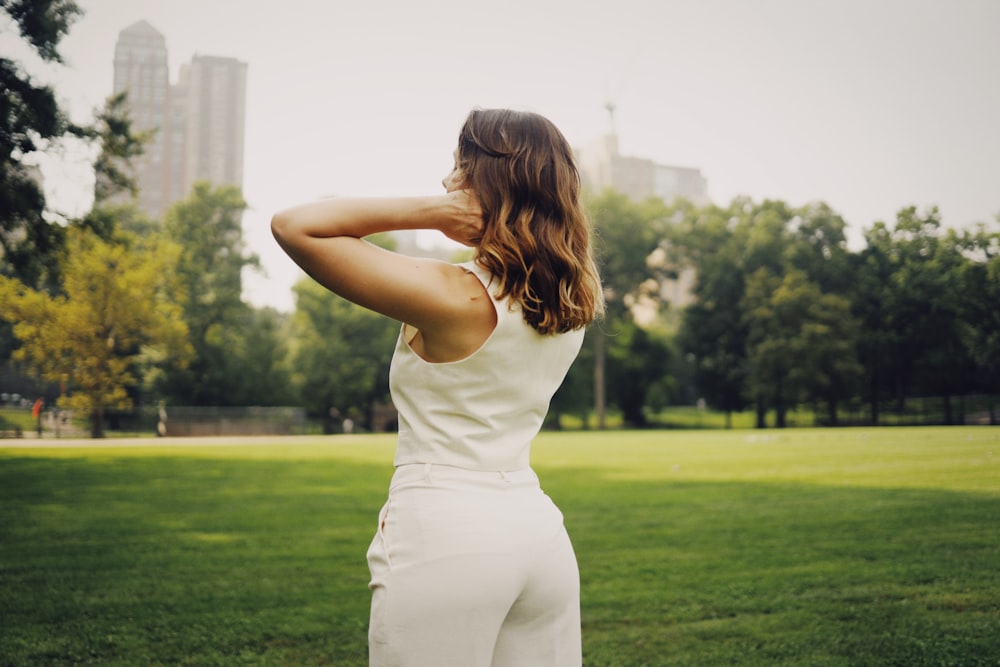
left=390, top=463, right=539, bottom=492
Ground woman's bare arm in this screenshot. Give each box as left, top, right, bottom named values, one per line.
left=271, top=192, right=492, bottom=359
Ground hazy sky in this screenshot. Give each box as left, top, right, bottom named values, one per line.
left=8, top=0, right=1000, bottom=311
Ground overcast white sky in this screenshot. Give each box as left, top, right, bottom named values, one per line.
left=8, top=0, right=1000, bottom=311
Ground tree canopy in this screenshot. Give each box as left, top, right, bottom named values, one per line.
left=0, top=0, right=82, bottom=291
left=0, top=228, right=191, bottom=436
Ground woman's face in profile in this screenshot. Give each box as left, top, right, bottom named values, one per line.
left=442, top=149, right=465, bottom=193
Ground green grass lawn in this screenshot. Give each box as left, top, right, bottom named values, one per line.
left=0, top=408, right=36, bottom=434
left=1, top=427, right=998, bottom=666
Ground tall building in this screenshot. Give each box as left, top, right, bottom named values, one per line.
left=110, top=22, right=247, bottom=219
left=176, top=56, right=248, bottom=198
left=575, top=133, right=709, bottom=206
left=111, top=20, right=171, bottom=217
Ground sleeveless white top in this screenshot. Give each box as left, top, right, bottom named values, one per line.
left=388, top=261, right=585, bottom=471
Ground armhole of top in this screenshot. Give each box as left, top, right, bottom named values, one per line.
left=398, top=262, right=500, bottom=364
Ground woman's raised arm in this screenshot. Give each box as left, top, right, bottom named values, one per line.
left=270, top=193, right=492, bottom=359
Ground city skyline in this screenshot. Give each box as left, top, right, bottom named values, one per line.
left=110, top=20, right=246, bottom=219
left=8, top=0, right=1000, bottom=312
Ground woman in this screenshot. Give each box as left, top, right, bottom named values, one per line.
left=272, top=108, right=603, bottom=666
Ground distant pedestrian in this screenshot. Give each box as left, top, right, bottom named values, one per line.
left=157, top=405, right=168, bottom=437
left=31, top=397, right=43, bottom=437
left=273, top=108, right=604, bottom=666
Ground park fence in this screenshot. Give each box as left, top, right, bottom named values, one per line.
left=157, top=406, right=308, bottom=437
left=826, top=394, right=998, bottom=427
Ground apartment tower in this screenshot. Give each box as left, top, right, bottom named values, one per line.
left=110, top=22, right=247, bottom=219
left=111, top=20, right=171, bottom=217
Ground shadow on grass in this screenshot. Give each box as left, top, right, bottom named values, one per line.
left=0, top=455, right=392, bottom=666
left=1, top=456, right=998, bottom=666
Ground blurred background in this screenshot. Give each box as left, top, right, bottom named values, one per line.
left=2, top=0, right=998, bottom=437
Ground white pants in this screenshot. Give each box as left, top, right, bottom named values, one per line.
left=367, top=463, right=582, bottom=667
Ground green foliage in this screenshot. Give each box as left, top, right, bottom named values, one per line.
left=288, top=278, right=399, bottom=431
left=164, top=182, right=254, bottom=328
left=1, top=428, right=998, bottom=665
left=605, top=319, right=672, bottom=427
left=584, top=190, right=674, bottom=426
left=80, top=90, right=152, bottom=208
left=853, top=207, right=973, bottom=423
left=674, top=203, right=751, bottom=423
left=669, top=197, right=1000, bottom=428
left=674, top=198, right=868, bottom=427
left=744, top=269, right=861, bottom=426
left=0, top=0, right=81, bottom=292
left=0, top=227, right=192, bottom=437
left=586, top=189, right=671, bottom=320
left=549, top=326, right=597, bottom=426
left=0, top=0, right=82, bottom=63
left=158, top=182, right=266, bottom=406
left=958, top=218, right=1000, bottom=398
left=233, top=307, right=295, bottom=406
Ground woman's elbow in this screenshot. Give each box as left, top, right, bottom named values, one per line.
left=270, top=209, right=295, bottom=245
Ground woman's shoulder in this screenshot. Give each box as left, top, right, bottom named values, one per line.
left=457, top=260, right=497, bottom=292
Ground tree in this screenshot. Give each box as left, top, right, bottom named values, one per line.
left=958, top=217, right=1000, bottom=423
left=288, top=278, right=398, bottom=432
left=159, top=182, right=260, bottom=405
left=743, top=269, right=860, bottom=427
left=913, top=224, right=970, bottom=422
left=672, top=201, right=751, bottom=427
left=89, top=91, right=150, bottom=205
left=1, top=85, right=154, bottom=405
left=673, top=197, right=860, bottom=427
left=785, top=201, right=852, bottom=295
left=549, top=330, right=595, bottom=428
left=585, top=189, right=671, bottom=428
left=605, top=320, right=671, bottom=427
left=0, top=0, right=81, bottom=291
left=224, top=307, right=295, bottom=407
left=72, top=91, right=155, bottom=241
left=854, top=207, right=968, bottom=423
left=852, top=222, right=895, bottom=424
left=0, top=227, right=191, bottom=437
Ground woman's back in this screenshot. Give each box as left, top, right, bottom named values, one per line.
left=391, top=261, right=583, bottom=472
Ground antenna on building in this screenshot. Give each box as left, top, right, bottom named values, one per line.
left=604, top=101, right=616, bottom=135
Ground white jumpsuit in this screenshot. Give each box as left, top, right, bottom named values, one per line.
left=367, top=261, right=585, bottom=667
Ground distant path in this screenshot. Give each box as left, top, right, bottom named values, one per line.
left=0, top=434, right=350, bottom=449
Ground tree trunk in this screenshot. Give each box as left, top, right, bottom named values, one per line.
left=775, top=380, right=786, bottom=428
left=594, top=332, right=606, bottom=430
left=90, top=406, right=105, bottom=438
left=755, top=397, right=767, bottom=429
left=869, top=367, right=880, bottom=425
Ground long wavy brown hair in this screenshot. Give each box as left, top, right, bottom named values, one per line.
left=457, top=108, right=604, bottom=335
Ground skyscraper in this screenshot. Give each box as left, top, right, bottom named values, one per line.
left=112, top=20, right=171, bottom=217
left=110, top=22, right=247, bottom=219
left=175, top=55, right=247, bottom=199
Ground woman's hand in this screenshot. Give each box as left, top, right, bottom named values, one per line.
left=438, top=189, right=483, bottom=247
